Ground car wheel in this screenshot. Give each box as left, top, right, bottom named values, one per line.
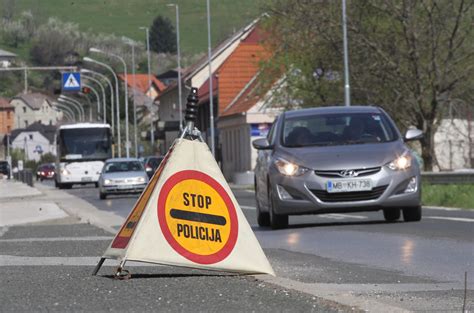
left=269, top=187, right=288, bottom=229
left=383, top=208, right=400, bottom=222
left=255, top=178, right=270, bottom=227
left=99, top=192, right=107, bottom=200
left=402, top=206, right=422, bottom=222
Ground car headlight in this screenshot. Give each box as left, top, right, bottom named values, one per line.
left=136, top=177, right=146, bottom=183
left=104, top=179, right=112, bottom=185
left=61, top=168, right=71, bottom=175
left=274, top=158, right=309, bottom=176
left=387, top=152, right=412, bottom=171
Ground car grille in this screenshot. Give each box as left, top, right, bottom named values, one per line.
left=314, top=167, right=381, bottom=178
left=310, top=185, right=388, bottom=202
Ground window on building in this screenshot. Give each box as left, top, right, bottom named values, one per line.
left=7, top=111, right=11, bottom=119
left=23, top=107, right=27, bottom=113
left=24, top=120, right=29, bottom=127
left=29, top=134, right=33, bottom=140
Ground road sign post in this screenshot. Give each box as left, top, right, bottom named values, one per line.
left=62, top=72, right=81, bottom=92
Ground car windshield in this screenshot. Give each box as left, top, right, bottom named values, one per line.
left=282, top=112, right=398, bottom=147
left=104, top=161, right=144, bottom=173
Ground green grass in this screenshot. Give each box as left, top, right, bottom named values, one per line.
left=422, top=183, right=474, bottom=209
left=1, top=0, right=261, bottom=55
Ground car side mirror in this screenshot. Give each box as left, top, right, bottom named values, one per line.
left=252, top=138, right=273, bottom=150
left=404, top=128, right=423, bottom=142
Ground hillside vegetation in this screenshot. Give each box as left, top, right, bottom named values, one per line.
left=0, top=0, right=261, bottom=55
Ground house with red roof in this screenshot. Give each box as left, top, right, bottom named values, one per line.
left=157, top=18, right=261, bottom=153
left=118, top=74, right=166, bottom=131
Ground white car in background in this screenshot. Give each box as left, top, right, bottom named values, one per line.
left=98, top=158, right=149, bottom=199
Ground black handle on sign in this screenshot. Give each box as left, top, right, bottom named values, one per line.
left=185, top=87, right=199, bottom=124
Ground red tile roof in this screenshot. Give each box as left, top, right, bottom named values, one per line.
left=197, top=74, right=218, bottom=105
left=216, top=25, right=272, bottom=116
left=220, top=75, right=261, bottom=117
left=118, top=74, right=166, bottom=94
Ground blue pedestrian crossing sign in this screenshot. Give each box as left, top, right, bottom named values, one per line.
left=62, top=72, right=81, bottom=92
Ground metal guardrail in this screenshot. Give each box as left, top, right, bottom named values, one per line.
left=421, top=171, right=474, bottom=184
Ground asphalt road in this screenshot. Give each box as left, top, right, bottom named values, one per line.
left=3, top=180, right=473, bottom=312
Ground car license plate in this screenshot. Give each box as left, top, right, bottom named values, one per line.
left=326, top=179, right=372, bottom=193
left=118, top=185, right=130, bottom=190
left=81, top=177, right=92, bottom=182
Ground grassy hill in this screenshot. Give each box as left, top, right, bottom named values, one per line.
left=1, top=0, right=262, bottom=55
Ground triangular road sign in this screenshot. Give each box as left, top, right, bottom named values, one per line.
left=64, top=73, right=80, bottom=88
left=97, top=138, right=274, bottom=276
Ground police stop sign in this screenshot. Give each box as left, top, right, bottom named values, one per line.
left=158, top=170, right=238, bottom=264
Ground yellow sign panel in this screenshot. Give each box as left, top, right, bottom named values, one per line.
left=158, top=170, right=238, bottom=264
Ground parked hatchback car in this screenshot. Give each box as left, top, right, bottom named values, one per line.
left=141, top=155, right=164, bottom=178
left=98, top=158, right=149, bottom=199
left=253, top=106, right=423, bottom=229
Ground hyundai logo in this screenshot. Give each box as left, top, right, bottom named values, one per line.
left=340, top=170, right=358, bottom=177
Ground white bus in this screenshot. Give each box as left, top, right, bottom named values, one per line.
left=55, top=123, right=112, bottom=189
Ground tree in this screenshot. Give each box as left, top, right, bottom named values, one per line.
left=30, top=18, right=83, bottom=66
left=149, top=15, right=177, bottom=54
left=1, top=0, right=15, bottom=21
left=262, top=0, right=474, bottom=170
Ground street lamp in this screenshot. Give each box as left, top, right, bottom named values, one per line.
left=342, top=0, right=351, bottom=106
left=139, top=26, right=155, bottom=153
left=58, top=97, right=84, bottom=122
left=81, top=69, right=115, bottom=135
left=206, top=0, right=215, bottom=156
left=83, top=75, right=107, bottom=123
left=83, top=83, right=101, bottom=121
left=83, top=56, right=122, bottom=157
left=167, top=3, right=183, bottom=131
left=59, top=95, right=85, bottom=121
left=54, top=104, right=76, bottom=122
left=123, top=37, right=139, bottom=158
left=89, top=47, right=131, bottom=158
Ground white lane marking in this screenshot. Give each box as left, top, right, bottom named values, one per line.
left=241, top=205, right=256, bottom=211
left=240, top=206, right=368, bottom=220
left=425, top=216, right=474, bottom=223
left=0, top=255, right=157, bottom=267
left=425, top=206, right=463, bottom=212
left=0, top=236, right=113, bottom=243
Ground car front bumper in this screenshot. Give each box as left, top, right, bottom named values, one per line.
left=101, top=183, right=147, bottom=194
left=270, top=166, right=421, bottom=215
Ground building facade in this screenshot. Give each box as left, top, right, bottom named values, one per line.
left=11, top=93, right=62, bottom=128
left=0, top=97, right=14, bottom=135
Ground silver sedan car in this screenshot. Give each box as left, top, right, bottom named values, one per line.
left=253, top=106, right=423, bottom=229
left=98, top=158, right=149, bottom=199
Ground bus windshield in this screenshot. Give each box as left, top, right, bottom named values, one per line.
left=59, top=127, right=111, bottom=161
